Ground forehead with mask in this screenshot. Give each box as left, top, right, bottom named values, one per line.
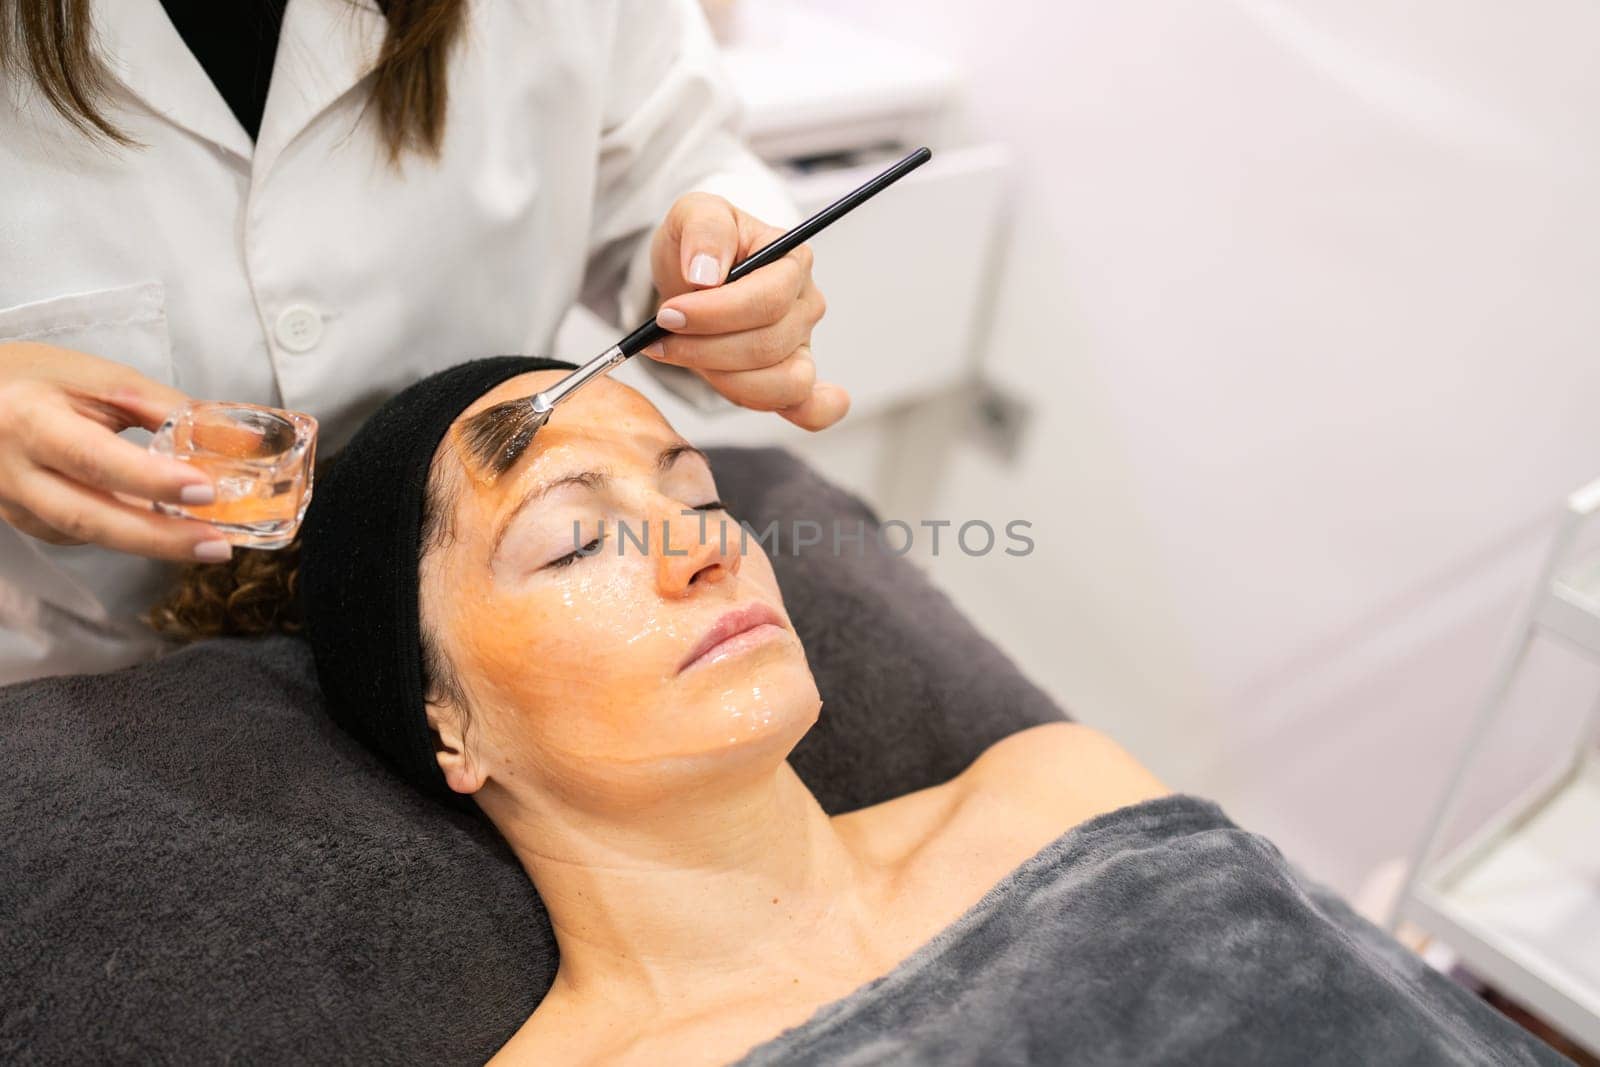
left=415, top=370, right=822, bottom=819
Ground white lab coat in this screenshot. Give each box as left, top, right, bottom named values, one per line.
left=0, top=0, right=800, bottom=684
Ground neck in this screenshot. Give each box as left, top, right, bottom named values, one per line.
left=487, top=760, right=883, bottom=1012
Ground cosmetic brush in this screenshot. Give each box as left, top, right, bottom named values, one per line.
left=456, top=146, right=934, bottom=480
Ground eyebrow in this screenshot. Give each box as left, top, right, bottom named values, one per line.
left=656, top=442, right=710, bottom=473
left=487, top=443, right=712, bottom=562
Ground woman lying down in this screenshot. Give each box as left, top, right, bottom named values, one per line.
left=154, top=356, right=1566, bottom=1066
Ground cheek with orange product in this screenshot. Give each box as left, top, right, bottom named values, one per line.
left=447, top=564, right=695, bottom=753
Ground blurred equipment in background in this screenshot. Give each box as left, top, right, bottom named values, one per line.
left=1394, top=471, right=1600, bottom=1059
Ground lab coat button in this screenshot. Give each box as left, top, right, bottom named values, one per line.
left=275, top=305, right=324, bottom=353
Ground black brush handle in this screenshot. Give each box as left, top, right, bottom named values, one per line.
left=615, top=146, right=933, bottom=359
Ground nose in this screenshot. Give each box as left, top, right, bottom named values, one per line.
left=655, top=505, right=741, bottom=596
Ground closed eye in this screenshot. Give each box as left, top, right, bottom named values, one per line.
left=545, top=503, right=721, bottom=570
left=545, top=535, right=603, bottom=570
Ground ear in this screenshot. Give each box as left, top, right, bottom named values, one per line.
left=426, top=696, right=487, bottom=795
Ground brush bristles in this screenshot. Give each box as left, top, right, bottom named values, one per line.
left=455, top=397, right=542, bottom=479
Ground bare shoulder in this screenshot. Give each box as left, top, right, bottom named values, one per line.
left=960, top=721, right=1170, bottom=832
left=838, top=723, right=1173, bottom=935
left=833, top=722, right=1169, bottom=872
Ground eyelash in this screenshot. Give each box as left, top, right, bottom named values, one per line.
left=543, top=501, right=725, bottom=570
left=545, top=539, right=600, bottom=570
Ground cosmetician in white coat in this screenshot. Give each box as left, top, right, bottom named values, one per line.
left=0, top=0, right=841, bottom=684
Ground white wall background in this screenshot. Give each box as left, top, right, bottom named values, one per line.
left=801, top=0, right=1600, bottom=897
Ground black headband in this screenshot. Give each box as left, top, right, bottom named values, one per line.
left=297, top=355, right=575, bottom=804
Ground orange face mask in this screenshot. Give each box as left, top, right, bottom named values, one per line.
left=422, top=371, right=822, bottom=810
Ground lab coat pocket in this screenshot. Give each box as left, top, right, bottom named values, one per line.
left=0, top=280, right=175, bottom=388
left=0, top=280, right=177, bottom=631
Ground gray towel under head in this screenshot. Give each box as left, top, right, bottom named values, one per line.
left=729, top=795, right=1570, bottom=1067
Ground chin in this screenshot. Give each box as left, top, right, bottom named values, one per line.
left=664, top=645, right=823, bottom=764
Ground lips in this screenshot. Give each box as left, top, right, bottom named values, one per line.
left=677, top=602, right=787, bottom=674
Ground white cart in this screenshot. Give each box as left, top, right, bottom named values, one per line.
left=1393, top=473, right=1600, bottom=1055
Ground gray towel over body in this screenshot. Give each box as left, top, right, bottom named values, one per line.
left=728, top=795, right=1570, bottom=1066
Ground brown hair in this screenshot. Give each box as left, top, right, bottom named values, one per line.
left=143, top=534, right=306, bottom=641
left=0, top=0, right=468, bottom=161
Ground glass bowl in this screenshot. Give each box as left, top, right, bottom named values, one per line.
left=147, top=401, right=318, bottom=549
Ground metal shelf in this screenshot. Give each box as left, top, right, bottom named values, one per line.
left=1393, top=471, right=1600, bottom=1057
left=1546, top=553, right=1600, bottom=655
left=1404, top=760, right=1600, bottom=1052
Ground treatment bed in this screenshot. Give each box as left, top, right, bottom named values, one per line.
left=0, top=448, right=1564, bottom=1064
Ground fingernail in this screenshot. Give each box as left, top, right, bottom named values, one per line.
left=689, top=253, right=721, bottom=287
left=194, top=539, right=233, bottom=562
left=656, top=307, right=687, bottom=330
left=642, top=343, right=667, bottom=361
left=180, top=483, right=215, bottom=505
